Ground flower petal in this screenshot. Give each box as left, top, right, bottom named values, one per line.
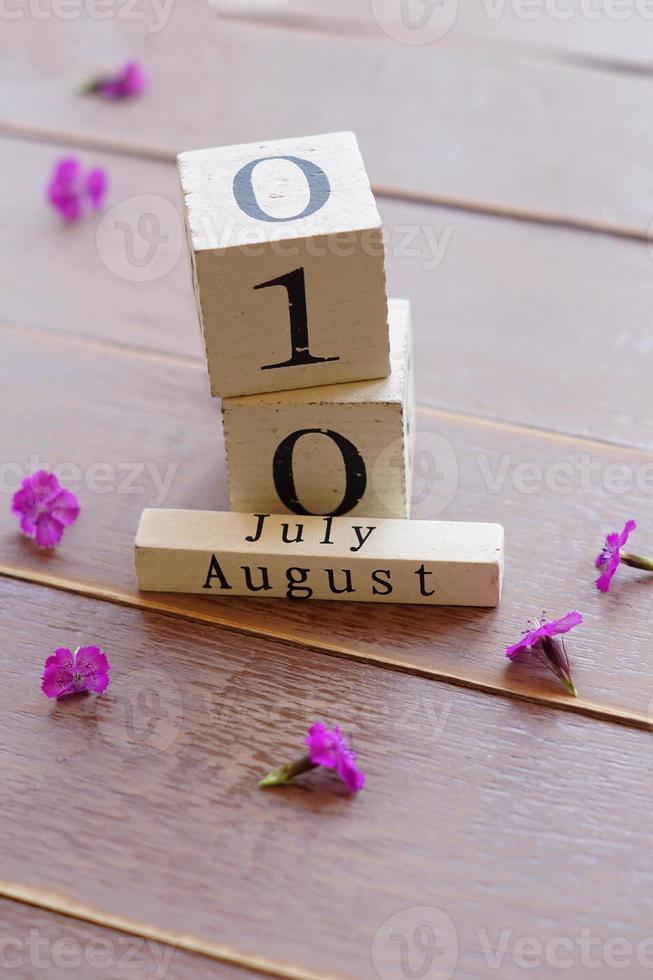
left=306, top=722, right=345, bottom=768
left=74, top=646, right=111, bottom=693
left=618, top=519, right=637, bottom=547
left=505, top=625, right=547, bottom=659
left=48, top=488, right=80, bottom=528
left=34, top=513, right=65, bottom=549
left=41, top=648, right=75, bottom=698
left=595, top=569, right=615, bottom=593
left=86, top=168, right=107, bottom=210
left=336, top=752, right=365, bottom=793
left=52, top=157, right=81, bottom=184
left=541, top=610, right=583, bottom=637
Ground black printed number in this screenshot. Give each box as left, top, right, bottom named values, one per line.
left=256, top=268, right=339, bottom=372
left=273, top=429, right=367, bottom=517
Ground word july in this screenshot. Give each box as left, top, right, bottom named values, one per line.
left=134, top=509, right=504, bottom=607
left=244, top=513, right=376, bottom=552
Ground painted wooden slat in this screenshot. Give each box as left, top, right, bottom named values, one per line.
left=3, top=9, right=653, bottom=233
left=3, top=138, right=653, bottom=450
left=211, top=0, right=653, bottom=70
left=0, top=898, right=265, bottom=979
left=2, top=578, right=653, bottom=979
left=1, top=327, right=652, bottom=720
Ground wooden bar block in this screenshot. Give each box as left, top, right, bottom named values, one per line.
left=134, top=510, right=504, bottom=606
left=177, top=131, right=390, bottom=398
left=222, top=298, right=413, bottom=519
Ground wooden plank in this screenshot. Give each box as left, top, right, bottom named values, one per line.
left=4, top=137, right=653, bottom=450
left=0, top=899, right=263, bottom=979
left=0, top=138, right=200, bottom=360
left=1, top=327, right=653, bottom=720
left=3, top=10, right=653, bottom=234
left=2, top=577, right=653, bottom=979
left=211, top=0, right=653, bottom=70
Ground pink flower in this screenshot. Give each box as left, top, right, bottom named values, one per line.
left=12, top=470, right=79, bottom=549
left=506, top=611, right=582, bottom=696
left=83, top=61, right=147, bottom=100
left=306, top=722, right=365, bottom=793
left=47, top=157, right=108, bottom=222
left=259, top=722, right=365, bottom=793
left=595, top=519, right=637, bottom=592
left=41, top=646, right=111, bottom=698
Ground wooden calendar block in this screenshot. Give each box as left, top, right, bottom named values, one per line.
left=135, top=510, right=504, bottom=607
left=222, top=298, right=412, bottom=519
left=177, top=131, right=390, bottom=398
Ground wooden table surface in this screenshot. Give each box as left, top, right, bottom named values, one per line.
left=2, top=4, right=653, bottom=977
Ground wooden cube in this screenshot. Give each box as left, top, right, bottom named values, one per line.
left=222, top=299, right=413, bottom=519
left=134, top=509, right=505, bottom=607
left=177, top=131, right=390, bottom=398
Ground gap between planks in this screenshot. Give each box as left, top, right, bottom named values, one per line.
left=1, top=319, right=650, bottom=458
left=1, top=562, right=651, bottom=734
left=0, top=121, right=650, bottom=246
left=0, top=882, right=343, bottom=980
left=201, top=10, right=653, bottom=79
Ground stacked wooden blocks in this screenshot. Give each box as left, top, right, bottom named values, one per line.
left=134, top=131, right=504, bottom=605
left=178, top=131, right=411, bottom=518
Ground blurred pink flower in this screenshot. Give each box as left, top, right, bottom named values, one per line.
left=47, top=157, right=107, bottom=222
left=83, top=61, right=147, bottom=100
left=12, top=470, right=79, bottom=548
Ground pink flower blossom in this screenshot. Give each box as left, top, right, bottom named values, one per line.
left=12, top=471, right=79, bottom=549
left=305, top=722, right=365, bottom=793
left=83, top=61, right=147, bottom=100
left=47, top=157, right=108, bottom=222
left=259, top=722, right=365, bottom=793
left=506, top=611, right=582, bottom=696
left=41, top=646, right=111, bottom=698
left=595, top=519, right=637, bottom=592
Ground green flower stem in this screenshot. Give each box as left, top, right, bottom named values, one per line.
left=259, top=754, right=317, bottom=788
left=620, top=552, right=653, bottom=573
left=561, top=676, right=578, bottom=698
